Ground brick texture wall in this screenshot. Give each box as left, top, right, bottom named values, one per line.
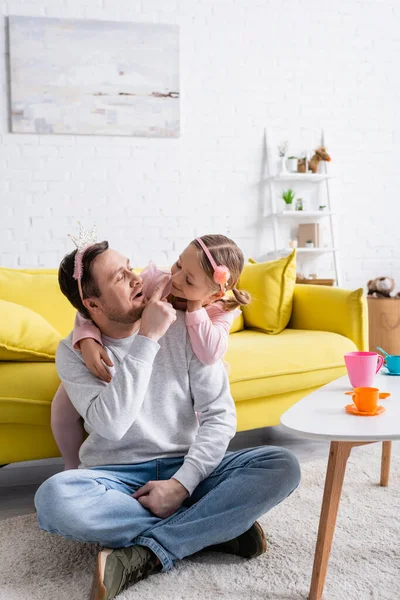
left=0, top=0, right=398, bottom=292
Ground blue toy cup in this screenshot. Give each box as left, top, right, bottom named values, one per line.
left=385, top=355, right=400, bottom=374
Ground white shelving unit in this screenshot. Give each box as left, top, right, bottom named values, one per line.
left=282, top=247, right=338, bottom=254
left=266, top=173, right=332, bottom=183
left=266, top=210, right=333, bottom=219
left=264, top=130, right=341, bottom=285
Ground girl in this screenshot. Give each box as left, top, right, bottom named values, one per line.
left=51, top=234, right=250, bottom=469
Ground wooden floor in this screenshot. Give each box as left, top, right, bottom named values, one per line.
left=1, top=426, right=399, bottom=521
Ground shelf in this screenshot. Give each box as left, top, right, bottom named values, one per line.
left=265, top=211, right=333, bottom=219
left=295, top=247, right=337, bottom=253
left=296, top=277, right=336, bottom=286
left=269, top=248, right=338, bottom=255
left=265, top=174, right=332, bottom=183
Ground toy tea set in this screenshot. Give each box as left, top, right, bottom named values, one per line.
left=343, top=348, right=399, bottom=416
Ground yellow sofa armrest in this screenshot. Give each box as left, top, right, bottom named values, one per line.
left=289, top=284, right=368, bottom=351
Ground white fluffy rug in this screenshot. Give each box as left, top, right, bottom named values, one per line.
left=1, top=445, right=399, bottom=600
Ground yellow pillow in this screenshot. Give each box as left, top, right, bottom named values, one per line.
left=238, top=250, right=296, bottom=334
left=0, top=300, right=61, bottom=361
left=229, top=310, right=244, bottom=334
left=0, top=267, right=76, bottom=338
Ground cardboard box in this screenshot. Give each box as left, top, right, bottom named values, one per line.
left=368, top=297, right=400, bottom=354
left=298, top=223, right=320, bottom=248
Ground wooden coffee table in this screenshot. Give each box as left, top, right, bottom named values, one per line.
left=280, top=371, right=400, bottom=600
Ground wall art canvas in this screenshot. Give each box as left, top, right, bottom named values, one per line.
left=9, top=16, right=180, bottom=137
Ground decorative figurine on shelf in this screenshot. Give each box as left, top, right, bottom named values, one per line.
left=297, top=153, right=307, bottom=173
left=298, top=147, right=331, bottom=174
left=277, top=140, right=289, bottom=175
left=308, top=147, right=331, bottom=173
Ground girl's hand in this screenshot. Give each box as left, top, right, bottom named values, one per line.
left=186, top=299, right=203, bottom=312
left=80, top=338, right=114, bottom=383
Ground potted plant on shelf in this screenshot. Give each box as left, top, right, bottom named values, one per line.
left=287, top=156, right=298, bottom=173
left=305, top=240, right=315, bottom=248
left=295, top=197, right=304, bottom=211
left=319, top=205, right=327, bottom=211
left=281, top=188, right=296, bottom=211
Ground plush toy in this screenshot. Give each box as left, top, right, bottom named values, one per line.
left=367, top=277, right=395, bottom=298
left=298, top=147, right=331, bottom=174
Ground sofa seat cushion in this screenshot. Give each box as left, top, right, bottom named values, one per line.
left=226, top=328, right=357, bottom=402
left=0, top=362, right=59, bottom=425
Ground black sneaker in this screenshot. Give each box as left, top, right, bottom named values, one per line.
left=205, top=521, right=267, bottom=558
left=91, top=545, right=160, bottom=600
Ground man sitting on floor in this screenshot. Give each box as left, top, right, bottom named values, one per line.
left=34, top=239, right=300, bottom=600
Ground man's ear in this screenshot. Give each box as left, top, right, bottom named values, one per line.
left=82, top=297, right=103, bottom=316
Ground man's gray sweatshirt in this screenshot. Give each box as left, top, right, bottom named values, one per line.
left=56, top=312, right=237, bottom=495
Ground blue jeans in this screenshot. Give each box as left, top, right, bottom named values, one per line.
left=34, top=446, right=300, bottom=571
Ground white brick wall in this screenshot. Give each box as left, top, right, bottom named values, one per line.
left=0, top=0, right=399, bottom=291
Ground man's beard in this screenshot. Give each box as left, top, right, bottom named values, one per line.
left=104, top=303, right=145, bottom=325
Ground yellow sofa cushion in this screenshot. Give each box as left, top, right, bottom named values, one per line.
left=229, top=310, right=244, bottom=333
left=0, top=267, right=76, bottom=338
left=0, top=362, right=60, bottom=425
left=0, top=300, right=61, bottom=361
left=238, top=251, right=296, bottom=334
left=226, top=328, right=357, bottom=402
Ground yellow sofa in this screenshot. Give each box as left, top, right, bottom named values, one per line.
left=0, top=268, right=368, bottom=465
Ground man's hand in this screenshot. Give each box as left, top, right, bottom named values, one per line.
left=132, top=479, right=189, bottom=518
left=139, top=276, right=177, bottom=342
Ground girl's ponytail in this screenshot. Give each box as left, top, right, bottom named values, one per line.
left=222, top=287, right=251, bottom=311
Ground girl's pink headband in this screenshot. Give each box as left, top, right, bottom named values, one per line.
left=195, top=237, right=230, bottom=291
left=68, top=222, right=97, bottom=302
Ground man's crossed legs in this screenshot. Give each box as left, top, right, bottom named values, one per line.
left=35, top=446, right=300, bottom=599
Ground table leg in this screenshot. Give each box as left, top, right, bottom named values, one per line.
left=380, top=441, right=392, bottom=487
left=308, top=441, right=353, bottom=600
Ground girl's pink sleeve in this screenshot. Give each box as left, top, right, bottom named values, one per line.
left=71, top=312, right=103, bottom=350
left=185, top=305, right=241, bottom=365
left=141, top=261, right=171, bottom=299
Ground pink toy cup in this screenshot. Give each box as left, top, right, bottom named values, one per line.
left=344, top=352, right=384, bottom=388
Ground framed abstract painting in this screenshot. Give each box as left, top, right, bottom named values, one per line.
left=8, top=16, right=180, bottom=137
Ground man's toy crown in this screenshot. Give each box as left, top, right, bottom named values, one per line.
left=68, top=222, right=97, bottom=253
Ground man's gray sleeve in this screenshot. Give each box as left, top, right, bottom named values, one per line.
left=172, top=354, right=237, bottom=495
left=56, top=335, right=160, bottom=441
